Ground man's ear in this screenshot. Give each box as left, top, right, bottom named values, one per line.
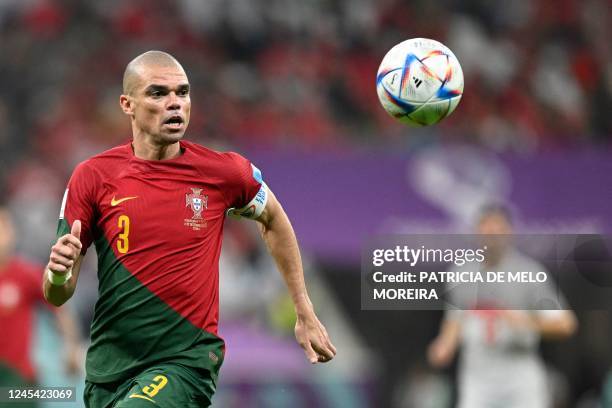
left=119, top=94, right=133, bottom=115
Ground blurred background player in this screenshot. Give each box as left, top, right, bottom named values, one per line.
left=0, top=203, right=82, bottom=407
left=428, top=204, right=578, bottom=408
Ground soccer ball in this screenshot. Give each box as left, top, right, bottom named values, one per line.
left=376, top=38, right=463, bottom=126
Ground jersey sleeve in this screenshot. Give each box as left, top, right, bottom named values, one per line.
left=56, top=161, right=98, bottom=254
left=222, top=152, right=268, bottom=219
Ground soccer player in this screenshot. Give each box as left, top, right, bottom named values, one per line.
left=0, top=205, right=81, bottom=408
left=427, top=204, right=577, bottom=408
left=42, top=51, right=336, bottom=407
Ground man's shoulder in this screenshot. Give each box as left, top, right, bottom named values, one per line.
left=73, top=143, right=130, bottom=175
left=86, top=143, right=131, bottom=166
left=183, top=140, right=249, bottom=168
left=183, top=140, right=236, bottom=159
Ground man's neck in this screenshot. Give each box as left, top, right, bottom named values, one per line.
left=132, top=137, right=181, bottom=161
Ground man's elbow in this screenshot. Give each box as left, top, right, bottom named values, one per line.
left=560, top=315, right=578, bottom=337
left=553, top=315, right=578, bottom=339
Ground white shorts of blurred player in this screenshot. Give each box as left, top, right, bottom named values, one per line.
left=457, top=355, right=550, bottom=408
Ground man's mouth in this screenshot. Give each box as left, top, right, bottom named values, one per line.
left=163, top=115, right=184, bottom=129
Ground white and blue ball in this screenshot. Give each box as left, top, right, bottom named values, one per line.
left=376, top=38, right=464, bottom=126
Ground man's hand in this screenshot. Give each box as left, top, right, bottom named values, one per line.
left=427, top=336, right=456, bottom=368
left=295, top=310, right=337, bottom=364
left=500, top=309, right=577, bottom=339
left=44, top=221, right=84, bottom=306
left=427, top=318, right=461, bottom=368
left=47, top=220, right=82, bottom=276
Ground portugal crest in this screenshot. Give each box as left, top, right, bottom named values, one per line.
left=186, top=188, right=208, bottom=220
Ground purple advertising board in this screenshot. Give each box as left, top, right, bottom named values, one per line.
left=247, top=147, right=612, bottom=263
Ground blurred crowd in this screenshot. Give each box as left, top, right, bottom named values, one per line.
left=3, top=0, right=609, bottom=262
left=1, top=0, right=611, bottom=179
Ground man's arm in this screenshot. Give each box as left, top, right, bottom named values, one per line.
left=255, top=188, right=337, bottom=364
left=500, top=309, right=578, bottom=339
left=43, top=220, right=83, bottom=307
left=534, top=310, right=578, bottom=339
left=427, top=316, right=461, bottom=368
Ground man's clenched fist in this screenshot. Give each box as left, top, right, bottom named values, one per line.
left=47, top=220, right=82, bottom=276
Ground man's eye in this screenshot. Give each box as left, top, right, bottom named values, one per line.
left=151, top=91, right=162, bottom=97
left=179, top=89, right=189, bottom=96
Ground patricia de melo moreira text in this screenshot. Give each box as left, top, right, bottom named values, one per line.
left=369, top=246, right=548, bottom=300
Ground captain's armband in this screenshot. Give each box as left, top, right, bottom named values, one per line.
left=226, top=182, right=268, bottom=220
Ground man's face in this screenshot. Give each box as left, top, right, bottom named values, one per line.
left=477, top=213, right=512, bottom=235
left=125, top=64, right=191, bottom=144
left=477, top=212, right=513, bottom=254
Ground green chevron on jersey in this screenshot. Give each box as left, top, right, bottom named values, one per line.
left=57, top=218, right=224, bottom=384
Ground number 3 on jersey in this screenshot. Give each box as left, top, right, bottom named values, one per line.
left=117, top=215, right=130, bottom=254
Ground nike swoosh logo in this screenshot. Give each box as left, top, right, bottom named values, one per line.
left=111, top=196, right=138, bottom=206
left=129, top=394, right=156, bottom=404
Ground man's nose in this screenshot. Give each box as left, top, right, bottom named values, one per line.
left=167, top=92, right=181, bottom=110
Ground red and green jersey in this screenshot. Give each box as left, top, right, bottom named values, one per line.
left=56, top=140, right=263, bottom=383
left=0, top=257, right=47, bottom=382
